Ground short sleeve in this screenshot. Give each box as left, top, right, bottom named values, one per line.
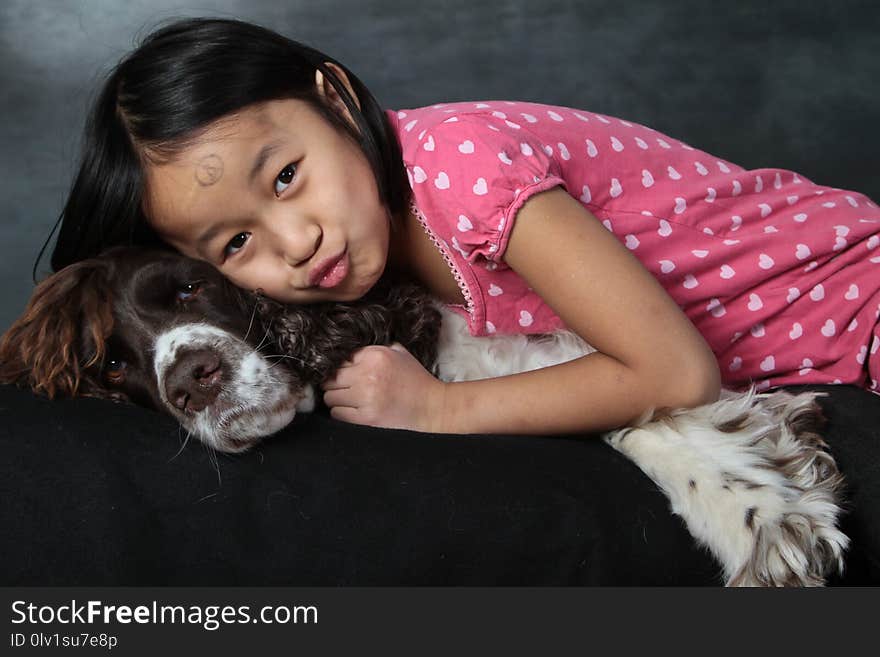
left=404, top=111, right=567, bottom=263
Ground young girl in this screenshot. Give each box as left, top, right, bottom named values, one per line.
left=49, top=18, right=880, bottom=435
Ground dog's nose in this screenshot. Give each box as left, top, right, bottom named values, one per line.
left=165, top=348, right=223, bottom=413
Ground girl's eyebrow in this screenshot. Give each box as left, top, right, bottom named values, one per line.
left=195, top=223, right=225, bottom=252
left=248, top=140, right=285, bottom=185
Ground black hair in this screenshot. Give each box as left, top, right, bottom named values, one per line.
left=44, top=17, right=409, bottom=274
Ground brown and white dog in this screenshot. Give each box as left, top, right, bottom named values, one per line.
left=0, top=246, right=849, bottom=586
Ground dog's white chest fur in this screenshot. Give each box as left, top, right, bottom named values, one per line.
left=433, top=306, right=594, bottom=381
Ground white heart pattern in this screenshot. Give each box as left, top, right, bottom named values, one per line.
left=580, top=185, right=592, bottom=204
left=659, top=260, right=676, bottom=273
left=473, top=178, right=488, bottom=195
left=720, top=265, right=735, bottom=279
left=789, top=323, right=803, bottom=340
left=498, top=151, right=513, bottom=165
left=787, top=288, right=800, bottom=303
left=434, top=171, right=450, bottom=189
left=845, top=284, right=859, bottom=300
left=683, top=274, right=699, bottom=289
left=810, top=284, right=825, bottom=301
left=641, top=169, right=655, bottom=188
left=729, top=357, right=743, bottom=372
left=520, top=143, right=534, bottom=156
left=586, top=139, right=598, bottom=158
left=796, top=244, right=811, bottom=260
left=423, top=135, right=435, bottom=151
left=748, top=294, right=763, bottom=311
left=458, top=140, right=475, bottom=154
left=610, top=178, right=623, bottom=198
left=412, top=166, right=427, bottom=184
left=821, top=319, right=836, bottom=337
left=488, top=284, right=503, bottom=297
left=794, top=213, right=808, bottom=223
left=667, top=166, right=682, bottom=180
left=658, top=219, right=672, bottom=237
left=625, top=234, right=640, bottom=250
left=760, top=355, right=775, bottom=372
left=519, top=310, right=534, bottom=327
left=457, top=215, right=473, bottom=232
left=674, top=197, right=687, bottom=214
left=758, top=254, right=774, bottom=269
left=707, top=298, right=726, bottom=318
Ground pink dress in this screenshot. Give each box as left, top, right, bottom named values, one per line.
left=386, top=102, right=880, bottom=394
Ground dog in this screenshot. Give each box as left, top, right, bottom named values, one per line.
left=0, top=246, right=849, bottom=586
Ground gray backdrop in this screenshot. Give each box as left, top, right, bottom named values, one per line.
left=1, top=0, right=877, bottom=331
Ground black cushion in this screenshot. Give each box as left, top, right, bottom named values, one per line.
left=1, top=383, right=877, bottom=585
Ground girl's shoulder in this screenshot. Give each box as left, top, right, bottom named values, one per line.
left=386, top=100, right=600, bottom=155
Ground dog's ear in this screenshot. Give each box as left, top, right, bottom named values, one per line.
left=0, top=259, right=114, bottom=398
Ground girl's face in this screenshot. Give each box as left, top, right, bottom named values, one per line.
left=143, top=97, right=391, bottom=304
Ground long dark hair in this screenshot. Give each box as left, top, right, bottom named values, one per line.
left=46, top=17, right=409, bottom=273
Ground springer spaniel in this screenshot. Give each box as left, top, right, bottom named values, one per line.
left=0, top=247, right=848, bottom=586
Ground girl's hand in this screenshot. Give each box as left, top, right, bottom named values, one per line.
left=321, top=343, right=447, bottom=432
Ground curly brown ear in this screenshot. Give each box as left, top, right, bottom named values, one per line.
left=0, top=259, right=113, bottom=398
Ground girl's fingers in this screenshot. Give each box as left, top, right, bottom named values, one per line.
left=328, top=405, right=360, bottom=423
left=322, top=388, right=356, bottom=409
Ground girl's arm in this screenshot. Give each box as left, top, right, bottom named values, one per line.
left=323, top=187, right=721, bottom=435
left=437, top=187, right=721, bottom=434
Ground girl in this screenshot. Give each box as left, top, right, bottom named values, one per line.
left=49, top=18, right=880, bottom=435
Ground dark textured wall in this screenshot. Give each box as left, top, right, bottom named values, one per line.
left=0, top=0, right=877, bottom=330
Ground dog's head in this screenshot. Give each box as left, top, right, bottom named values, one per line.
left=0, top=247, right=311, bottom=452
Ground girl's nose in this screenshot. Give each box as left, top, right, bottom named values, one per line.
left=275, top=221, right=323, bottom=267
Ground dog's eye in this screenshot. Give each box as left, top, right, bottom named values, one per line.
left=176, top=282, right=203, bottom=303
left=105, top=359, right=127, bottom=385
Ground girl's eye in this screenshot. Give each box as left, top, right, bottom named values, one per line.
left=176, top=282, right=203, bottom=303
left=105, top=359, right=127, bottom=385
left=274, top=162, right=298, bottom=197
left=223, top=233, right=250, bottom=258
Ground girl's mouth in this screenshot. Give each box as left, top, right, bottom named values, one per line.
left=309, top=250, right=349, bottom=289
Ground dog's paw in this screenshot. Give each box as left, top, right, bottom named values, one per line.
left=723, top=390, right=848, bottom=586
left=604, top=388, right=849, bottom=587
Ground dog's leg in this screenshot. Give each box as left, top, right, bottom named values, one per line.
left=602, top=388, right=848, bottom=586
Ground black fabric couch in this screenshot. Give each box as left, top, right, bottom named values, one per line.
left=1, top=383, right=878, bottom=585
left=1, top=1, right=879, bottom=586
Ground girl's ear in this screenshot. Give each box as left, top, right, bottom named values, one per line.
left=315, top=61, right=362, bottom=127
